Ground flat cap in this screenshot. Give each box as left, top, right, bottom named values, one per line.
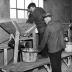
left=43, top=13, right=52, bottom=18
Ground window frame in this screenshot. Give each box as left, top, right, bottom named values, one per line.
left=10, top=0, right=43, bottom=19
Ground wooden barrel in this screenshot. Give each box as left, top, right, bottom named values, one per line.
left=22, top=48, right=38, bottom=62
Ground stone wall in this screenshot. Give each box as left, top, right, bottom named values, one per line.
left=0, top=0, right=9, bottom=18
left=44, top=0, right=71, bottom=23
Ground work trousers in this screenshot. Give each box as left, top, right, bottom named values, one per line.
left=48, top=50, right=62, bottom=72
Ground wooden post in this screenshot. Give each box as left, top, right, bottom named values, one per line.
left=4, top=49, right=7, bottom=65
left=11, top=20, right=20, bottom=63
left=14, top=31, right=20, bottom=63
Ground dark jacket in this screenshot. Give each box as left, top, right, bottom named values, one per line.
left=27, top=7, right=46, bottom=33
left=39, top=21, right=66, bottom=53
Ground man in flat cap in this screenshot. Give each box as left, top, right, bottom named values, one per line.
left=38, top=13, right=66, bottom=72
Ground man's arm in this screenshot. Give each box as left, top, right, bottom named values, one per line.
left=38, top=25, right=50, bottom=52
left=26, top=13, right=34, bottom=23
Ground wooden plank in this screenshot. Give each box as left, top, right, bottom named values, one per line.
left=61, top=51, right=72, bottom=58
left=20, top=37, right=34, bottom=40
left=2, top=58, right=50, bottom=72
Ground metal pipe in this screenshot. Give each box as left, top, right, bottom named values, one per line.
left=11, top=8, right=31, bottom=12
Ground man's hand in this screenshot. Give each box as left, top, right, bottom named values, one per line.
left=37, top=45, right=42, bottom=52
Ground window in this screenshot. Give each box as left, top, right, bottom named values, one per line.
left=10, top=0, right=43, bottom=19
